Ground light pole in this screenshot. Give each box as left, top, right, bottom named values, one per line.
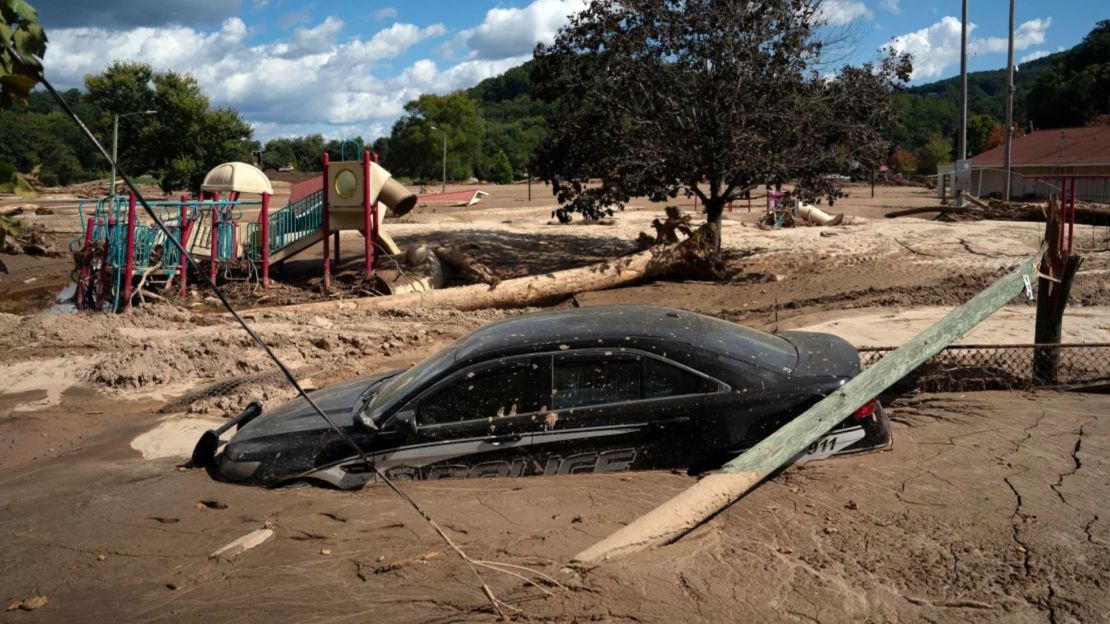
left=956, top=0, right=968, bottom=207
left=111, top=110, right=157, bottom=198
left=1003, top=0, right=1015, bottom=201
left=429, top=125, right=447, bottom=193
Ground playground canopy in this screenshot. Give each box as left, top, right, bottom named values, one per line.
left=201, top=162, right=274, bottom=195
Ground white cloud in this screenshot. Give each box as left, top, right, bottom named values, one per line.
left=289, top=16, right=344, bottom=55
left=1020, top=46, right=1064, bottom=64
left=969, top=17, right=1051, bottom=55
left=879, top=0, right=900, bottom=14
left=373, top=7, right=399, bottom=20
left=43, top=17, right=462, bottom=140
left=885, top=16, right=1052, bottom=80
left=462, top=0, right=587, bottom=60
left=817, top=0, right=873, bottom=26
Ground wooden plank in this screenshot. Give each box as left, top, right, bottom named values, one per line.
left=573, top=247, right=1045, bottom=563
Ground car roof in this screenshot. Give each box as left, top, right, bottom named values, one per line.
left=454, top=305, right=705, bottom=364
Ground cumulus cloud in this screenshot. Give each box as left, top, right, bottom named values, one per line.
left=1020, top=46, right=1064, bottom=64
left=816, top=0, right=873, bottom=26
left=879, top=0, right=900, bottom=14
left=43, top=17, right=459, bottom=139
left=36, top=0, right=239, bottom=29
left=462, top=0, right=587, bottom=60
left=373, top=7, right=399, bottom=20
left=885, top=16, right=1052, bottom=80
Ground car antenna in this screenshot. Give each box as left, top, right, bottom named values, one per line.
left=12, top=44, right=544, bottom=617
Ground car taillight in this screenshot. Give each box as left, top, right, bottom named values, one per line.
left=851, top=400, right=878, bottom=420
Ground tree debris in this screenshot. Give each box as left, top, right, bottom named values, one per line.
left=209, top=528, right=274, bottom=561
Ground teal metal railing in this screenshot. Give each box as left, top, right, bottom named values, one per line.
left=244, top=189, right=324, bottom=263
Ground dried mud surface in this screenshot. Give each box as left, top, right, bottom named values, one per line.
left=0, top=392, right=1106, bottom=623
left=1, top=185, right=1109, bottom=622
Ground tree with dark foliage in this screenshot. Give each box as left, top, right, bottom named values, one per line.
left=530, top=0, right=911, bottom=231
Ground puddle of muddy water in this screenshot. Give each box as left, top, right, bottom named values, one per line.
left=45, top=282, right=77, bottom=315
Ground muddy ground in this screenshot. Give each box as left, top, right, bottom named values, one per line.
left=1, top=184, right=1109, bottom=622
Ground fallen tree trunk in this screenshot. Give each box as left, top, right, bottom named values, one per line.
left=572, top=245, right=1045, bottom=564
left=433, top=246, right=500, bottom=288
left=254, top=224, right=721, bottom=315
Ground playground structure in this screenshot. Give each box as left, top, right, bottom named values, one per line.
left=70, top=151, right=416, bottom=311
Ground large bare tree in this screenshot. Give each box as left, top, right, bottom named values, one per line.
left=530, top=0, right=911, bottom=229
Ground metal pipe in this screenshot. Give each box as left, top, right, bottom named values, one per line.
left=98, top=218, right=114, bottom=310
left=430, top=125, right=446, bottom=193
left=122, top=192, right=137, bottom=310
left=322, top=152, right=331, bottom=291
left=178, top=194, right=189, bottom=298
left=1003, top=0, right=1015, bottom=201
left=957, top=0, right=969, bottom=207
left=110, top=110, right=156, bottom=201
left=260, top=191, right=270, bottom=289
left=210, top=192, right=220, bottom=284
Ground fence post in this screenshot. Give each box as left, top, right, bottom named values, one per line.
left=322, top=152, right=331, bottom=291
left=98, top=218, right=115, bottom=310
left=1034, top=195, right=1084, bottom=383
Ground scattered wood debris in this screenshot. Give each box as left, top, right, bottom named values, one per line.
left=209, top=528, right=274, bottom=561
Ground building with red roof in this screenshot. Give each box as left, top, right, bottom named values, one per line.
left=938, top=126, right=1110, bottom=201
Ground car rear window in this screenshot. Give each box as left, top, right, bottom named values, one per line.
left=553, top=353, right=641, bottom=409
left=419, top=357, right=545, bottom=425
left=698, top=316, right=798, bottom=373
left=644, top=357, right=715, bottom=398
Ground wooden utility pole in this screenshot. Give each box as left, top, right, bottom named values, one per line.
left=1003, top=0, right=1016, bottom=201
left=573, top=247, right=1045, bottom=563
left=1034, top=196, right=1083, bottom=383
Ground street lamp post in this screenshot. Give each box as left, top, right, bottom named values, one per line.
left=430, top=125, right=447, bottom=193
left=111, top=110, right=157, bottom=198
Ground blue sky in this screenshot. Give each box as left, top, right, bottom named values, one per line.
left=34, top=0, right=1107, bottom=142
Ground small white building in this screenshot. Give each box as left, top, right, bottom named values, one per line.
left=938, top=126, right=1110, bottom=201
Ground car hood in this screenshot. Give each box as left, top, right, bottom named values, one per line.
left=232, top=371, right=400, bottom=442
left=777, top=331, right=861, bottom=379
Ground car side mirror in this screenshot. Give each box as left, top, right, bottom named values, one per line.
left=386, top=410, right=418, bottom=439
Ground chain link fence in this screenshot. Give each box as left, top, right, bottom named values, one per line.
left=860, top=343, right=1110, bottom=393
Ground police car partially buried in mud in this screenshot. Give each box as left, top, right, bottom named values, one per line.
left=195, top=305, right=890, bottom=489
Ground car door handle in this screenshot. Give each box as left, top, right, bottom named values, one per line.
left=485, top=433, right=522, bottom=445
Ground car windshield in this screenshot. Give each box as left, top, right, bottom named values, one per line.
left=698, top=315, right=798, bottom=373
left=362, top=343, right=457, bottom=423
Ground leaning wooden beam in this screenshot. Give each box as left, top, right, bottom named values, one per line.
left=572, top=246, right=1046, bottom=564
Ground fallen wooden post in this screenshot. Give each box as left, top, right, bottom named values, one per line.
left=572, top=246, right=1045, bottom=564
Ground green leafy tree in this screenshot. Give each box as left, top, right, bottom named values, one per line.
left=530, top=0, right=910, bottom=227
left=387, top=93, right=483, bottom=181
left=488, top=149, right=514, bottom=184
left=1026, top=21, right=1110, bottom=128
left=0, top=0, right=46, bottom=108
left=966, top=113, right=1000, bottom=156
left=916, top=134, right=952, bottom=175
left=84, top=62, right=253, bottom=192
left=891, top=148, right=918, bottom=175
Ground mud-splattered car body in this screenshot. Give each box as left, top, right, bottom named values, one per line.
left=199, top=305, right=890, bottom=489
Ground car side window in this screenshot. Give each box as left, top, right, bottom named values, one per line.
left=553, top=353, right=641, bottom=409
left=419, top=357, right=545, bottom=425
left=644, top=356, right=715, bottom=398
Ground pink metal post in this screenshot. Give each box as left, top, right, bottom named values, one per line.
left=368, top=149, right=377, bottom=275
left=178, top=194, right=190, bottom=298
left=322, top=152, right=331, bottom=291
left=209, top=192, right=220, bottom=284
left=75, top=217, right=94, bottom=310
left=260, top=191, right=271, bottom=288
left=1067, top=178, right=1076, bottom=255
left=122, top=192, right=137, bottom=310
left=97, top=218, right=115, bottom=310
left=371, top=152, right=380, bottom=268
